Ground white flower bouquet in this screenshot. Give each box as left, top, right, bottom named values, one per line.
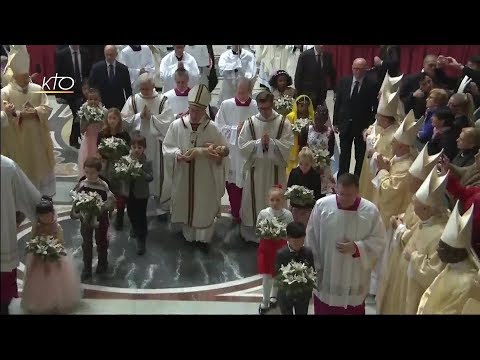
left=274, top=95, right=294, bottom=116
left=291, top=118, right=311, bottom=135
left=70, top=190, right=105, bottom=227
left=313, top=148, right=331, bottom=169
left=25, top=235, right=66, bottom=262
left=98, top=137, right=130, bottom=160
left=77, top=103, right=107, bottom=124
left=255, top=217, right=287, bottom=239
left=275, top=260, right=317, bottom=296
left=113, top=155, right=144, bottom=180
left=285, top=185, right=316, bottom=207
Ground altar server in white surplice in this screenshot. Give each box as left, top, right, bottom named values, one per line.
left=185, top=45, right=210, bottom=87
left=118, top=45, right=155, bottom=94
left=163, top=84, right=228, bottom=249
left=217, top=45, right=256, bottom=107
left=160, top=45, right=199, bottom=93
left=121, top=73, right=175, bottom=217
left=215, top=78, right=257, bottom=223
left=148, top=45, right=170, bottom=91
left=305, top=173, right=387, bottom=315
left=238, top=91, right=294, bottom=243
left=163, top=68, right=191, bottom=119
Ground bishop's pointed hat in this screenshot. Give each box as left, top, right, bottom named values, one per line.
left=440, top=201, right=474, bottom=249
left=415, top=168, right=448, bottom=207
left=188, top=84, right=211, bottom=109
left=5, top=45, right=30, bottom=76
left=393, top=110, right=424, bottom=146
left=408, top=144, right=443, bottom=181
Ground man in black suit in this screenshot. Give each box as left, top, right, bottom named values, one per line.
left=294, top=45, right=336, bottom=107
left=89, top=45, right=132, bottom=110
left=55, top=45, right=92, bottom=148
left=333, top=58, right=377, bottom=178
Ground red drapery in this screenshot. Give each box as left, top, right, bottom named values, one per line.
left=325, top=45, right=480, bottom=83
left=25, top=45, right=480, bottom=87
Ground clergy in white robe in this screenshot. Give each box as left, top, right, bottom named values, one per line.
left=118, top=45, right=155, bottom=94
left=217, top=46, right=256, bottom=107
left=1, top=45, right=56, bottom=196
left=163, top=68, right=190, bottom=119
left=160, top=45, right=199, bottom=93
left=305, top=174, right=387, bottom=314
left=215, top=78, right=258, bottom=221
left=255, top=45, right=270, bottom=89
left=148, top=45, right=170, bottom=90
left=185, top=45, right=210, bottom=87
left=1, top=155, right=41, bottom=314
left=238, top=91, right=294, bottom=243
left=121, top=73, right=175, bottom=216
left=162, top=84, right=228, bottom=246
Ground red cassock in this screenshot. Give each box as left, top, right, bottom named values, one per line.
left=446, top=174, right=480, bottom=256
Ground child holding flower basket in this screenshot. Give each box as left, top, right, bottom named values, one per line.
left=286, top=147, right=322, bottom=226
left=71, top=157, right=116, bottom=281
left=255, top=185, right=294, bottom=314
left=77, top=88, right=108, bottom=178
left=275, top=222, right=316, bottom=315
left=115, top=134, right=154, bottom=255
left=22, top=196, right=82, bottom=314
left=97, top=108, right=131, bottom=230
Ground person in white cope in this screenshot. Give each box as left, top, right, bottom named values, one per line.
left=185, top=45, right=211, bottom=87
left=217, top=45, right=256, bottom=107
left=118, top=45, right=155, bottom=94
left=1, top=155, right=41, bottom=315
left=238, top=91, right=294, bottom=243
left=163, top=69, right=191, bottom=118
left=305, top=173, right=387, bottom=315
left=1, top=45, right=56, bottom=197
left=148, top=45, right=170, bottom=92
left=160, top=45, right=199, bottom=93
left=163, top=84, right=229, bottom=251
left=121, top=73, right=175, bottom=221
left=215, top=78, right=258, bottom=223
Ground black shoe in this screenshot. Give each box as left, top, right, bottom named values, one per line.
left=157, top=213, right=169, bottom=222
left=197, top=242, right=209, bottom=253
left=258, top=303, right=269, bottom=315
left=81, top=268, right=92, bottom=281
left=69, top=141, right=80, bottom=149
left=269, top=297, right=278, bottom=309
left=136, top=237, right=146, bottom=256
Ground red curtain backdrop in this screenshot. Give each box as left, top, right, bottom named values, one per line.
left=325, top=45, right=480, bottom=84
left=24, top=45, right=480, bottom=87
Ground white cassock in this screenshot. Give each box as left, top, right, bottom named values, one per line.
left=162, top=116, right=227, bottom=243
left=217, top=49, right=256, bottom=107
left=255, top=45, right=270, bottom=89
left=163, top=89, right=190, bottom=118
left=286, top=45, right=302, bottom=84
left=121, top=91, right=174, bottom=214
left=118, top=45, right=155, bottom=94
left=148, top=45, right=170, bottom=89
left=1, top=155, right=41, bottom=273
left=185, top=45, right=210, bottom=87
left=305, top=195, right=387, bottom=308
left=263, top=45, right=291, bottom=76
left=160, top=51, right=200, bottom=93
left=238, top=112, right=294, bottom=242
left=215, top=97, right=258, bottom=188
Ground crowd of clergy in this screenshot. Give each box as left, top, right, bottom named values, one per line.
left=1, top=44, right=480, bottom=315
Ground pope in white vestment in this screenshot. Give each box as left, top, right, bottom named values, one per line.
left=118, top=45, right=155, bottom=94
left=160, top=46, right=199, bottom=93
left=1, top=45, right=56, bottom=196
left=1, top=155, right=41, bottom=314
left=163, top=69, right=191, bottom=118
left=238, top=91, right=294, bottom=242
left=215, top=79, right=258, bottom=221
left=163, top=84, right=228, bottom=245
left=305, top=180, right=386, bottom=314
left=217, top=46, right=256, bottom=107
left=121, top=74, right=175, bottom=215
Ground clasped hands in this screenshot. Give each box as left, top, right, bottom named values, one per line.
left=140, top=105, right=151, bottom=120
left=261, top=133, right=270, bottom=152
left=336, top=239, right=357, bottom=255
left=177, top=142, right=228, bottom=164
left=376, top=154, right=390, bottom=171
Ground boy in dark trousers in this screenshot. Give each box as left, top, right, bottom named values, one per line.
left=127, top=134, right=154, bottom=255
left=72, top=157, right=116, bottom=281
left=275, top=221, right=315, bottom=315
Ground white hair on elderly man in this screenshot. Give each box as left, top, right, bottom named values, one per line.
left=138, top=72, right=155, bottom=86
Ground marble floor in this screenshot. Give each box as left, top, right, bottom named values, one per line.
left=12, top=46, right=370, bottom=315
